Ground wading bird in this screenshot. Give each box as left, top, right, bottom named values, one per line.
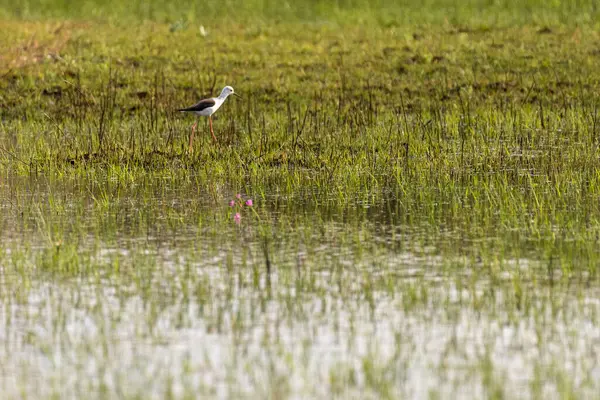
left=178, top=86, right=241, bottom=151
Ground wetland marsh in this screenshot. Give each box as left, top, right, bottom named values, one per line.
left=1, top=1, right=600, bottom=398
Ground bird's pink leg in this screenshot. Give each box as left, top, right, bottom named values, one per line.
left=209, top=116, right=217, bottom=142
left=189, top=120, right=197, bottom=153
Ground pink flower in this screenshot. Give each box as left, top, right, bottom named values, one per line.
left=228, top=200, right=235, bottom=207
left=245, top=199, right=253, bottom=207
left=234, top=213, right=241, bottom=224
left=236, top=193, right=242, bottom=199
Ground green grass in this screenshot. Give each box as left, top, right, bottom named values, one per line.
left=3, top=0, right=600, bottom=25
left=0, top=1, right=599, bottom=399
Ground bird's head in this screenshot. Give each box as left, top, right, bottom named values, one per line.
left=220, top=86, right=242, bottom=99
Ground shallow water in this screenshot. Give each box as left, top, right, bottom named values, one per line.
left=0, top=176, right=598, bottom=399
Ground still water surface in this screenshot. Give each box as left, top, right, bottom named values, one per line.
left=0, top=176, right=598, bottom=399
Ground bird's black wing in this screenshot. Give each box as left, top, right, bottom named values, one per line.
left=178, top=98, right=216, bottom=112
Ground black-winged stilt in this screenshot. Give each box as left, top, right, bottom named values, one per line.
left=178, top=86, right=241, bottom=151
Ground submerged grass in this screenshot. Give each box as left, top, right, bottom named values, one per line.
left=0, top=0, right=600, bottom=399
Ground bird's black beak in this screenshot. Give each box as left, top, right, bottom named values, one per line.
left=233, top=93, right=243, bottom=99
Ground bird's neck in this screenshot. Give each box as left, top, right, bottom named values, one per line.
left=217, top=92, right=230, bottom=100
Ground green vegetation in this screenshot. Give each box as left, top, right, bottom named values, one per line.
left=3, top=0, right=600, bottom=25
left=0, top=0, right=599, bottom=399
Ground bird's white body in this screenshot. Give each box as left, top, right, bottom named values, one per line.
left=194, top=94, right=225, bottom=116
left=193, top=86, right=235, bottom=116
left=194, top=100, right=221, bottom=116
